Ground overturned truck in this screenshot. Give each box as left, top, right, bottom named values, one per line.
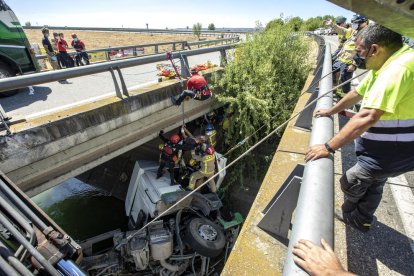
left=80, top=155, right=243, bottom=275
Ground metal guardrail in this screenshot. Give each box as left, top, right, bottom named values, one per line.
left=0, top=44, right=234, bottom=94
left=35, top=37, right=239, bottom=61
left=24, top=26, right=249, bottom=36
left=283, top=38, right=334, bottom=275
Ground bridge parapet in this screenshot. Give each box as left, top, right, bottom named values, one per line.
left=0, top=69, right=221, bottom=196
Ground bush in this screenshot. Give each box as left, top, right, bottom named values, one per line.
left=213, top=24, right=311, bottom=189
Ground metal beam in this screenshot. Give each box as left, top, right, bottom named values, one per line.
left=328, top=0, right=414, bottom=39
left=0, top=44, right=235, bottom=93
left=283, top=41, right=334, bottom=275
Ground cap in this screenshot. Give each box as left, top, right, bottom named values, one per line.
left=351, top=14, right=367, bottom=24
left=335, top=16, right=346, bottom=25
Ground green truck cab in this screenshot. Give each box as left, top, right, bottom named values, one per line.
left=0, top=0, right=39, bottom=96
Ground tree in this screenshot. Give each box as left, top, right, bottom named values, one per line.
left=212, top=23, right=311, bottom=189
left=146, top=23, right=148, bottom=29
left=265, top=18, right=284, bottom=31
left=286, top=16, right=303, bottom=32
left=193, top=22, right=202, bottom=40
left=208, top=23, right=215, bottom=30
left=25, top=21, right=31, bottom=27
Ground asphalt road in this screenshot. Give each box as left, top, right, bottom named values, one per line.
left=0, top=52, right=221, bottom=120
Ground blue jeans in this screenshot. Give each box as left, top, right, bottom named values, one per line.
left=340, top=163, right=401, bottom=223
left=332, top=60, right=353, bottom=93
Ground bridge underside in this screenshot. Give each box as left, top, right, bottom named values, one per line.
left=0, top=70, right=220, bottom=196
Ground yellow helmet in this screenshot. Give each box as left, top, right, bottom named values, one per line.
left=158, top=144, right=164, bottom=150
left=189, top=159, right=197, bottom=166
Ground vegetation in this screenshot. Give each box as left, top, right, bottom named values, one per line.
left=208, top=23, right=216, bottom=31
left=25, top=21, right=31, bottom=27
left=193, top=22, right=202, bottom=40
left=300, top=15, right=335, bottom=31
left=213, top=22, right=311, bottom=189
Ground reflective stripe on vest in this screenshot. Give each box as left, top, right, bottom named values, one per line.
left=201, top=155, right=215, bottom=174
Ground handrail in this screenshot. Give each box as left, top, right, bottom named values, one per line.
left=0, top=44, right=235, bottom=93
left=35, top=37, right=239, bottom=59
left=283, top=39, right=334, bottom=275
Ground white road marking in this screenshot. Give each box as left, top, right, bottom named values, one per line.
left=25, top=80, right=158, bottom=120
left=389, top=174, right=414, bottom=254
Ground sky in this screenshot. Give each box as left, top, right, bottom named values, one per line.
left=7, top=0, right=355, bottom=29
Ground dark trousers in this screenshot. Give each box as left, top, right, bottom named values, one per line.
left=175, top=90, right=210, bottom=106
left=340, top=163, right=401, bottom=224
left=157, top=157, right=175, bottom=185
left=332, top=60, right=353, bottom=93
left=59, top=51, right=74, bottom=68
left=75, top=52, right=90, bottom=66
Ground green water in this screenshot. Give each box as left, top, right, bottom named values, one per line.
left=31, top=178, right=128, bottom=242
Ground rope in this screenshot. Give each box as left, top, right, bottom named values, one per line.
left=218, top=70, right=368, bottom=159
left=117, top=69, right=368, bottom=247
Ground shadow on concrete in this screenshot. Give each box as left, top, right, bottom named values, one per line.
left=1, top=86, right=52, bottom=112
left=345, top=221, right=414, bottom=275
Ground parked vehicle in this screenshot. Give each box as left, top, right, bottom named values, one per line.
left=80, top=154, right=243, bottom=275
left=0, top=0, right=39, bottom=96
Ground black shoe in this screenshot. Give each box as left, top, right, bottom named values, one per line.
left=335, top=209, right=371, bottom=232
left=171, top=96, right=179, bottom=106
left=156, top=173, right=163, bottom=179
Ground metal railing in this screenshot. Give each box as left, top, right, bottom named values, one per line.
left=283, top=38, right=334, bottom=275
left=35, top=37, right=239, bottom=62
left=0, top=44, right=234, bottom=94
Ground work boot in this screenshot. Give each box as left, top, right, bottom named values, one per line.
left=171, top=96, right=178, bottom=106
left=156, top=173, right=163, bottom=179
left=334, top=209, right=371, bottom=233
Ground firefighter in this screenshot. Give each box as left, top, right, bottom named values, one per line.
left=156, top=131, right=182, bottom=185
left=171, top=68, right=212, bottom=106
left=205, top=123, right=217, bottom=148
left=188, top=146, right=216, bottom=192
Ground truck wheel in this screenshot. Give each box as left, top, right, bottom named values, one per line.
left=184, top=218, right=225, bottom=257
left=0, top=63, right=19, bottom=97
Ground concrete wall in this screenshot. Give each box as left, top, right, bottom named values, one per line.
left=0, top=70, right=220, bottom=196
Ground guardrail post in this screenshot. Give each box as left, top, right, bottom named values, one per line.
left=105, top=51, right=110, bottom=61
left=154, top=45, right=159, bottom=54
left=180, top=54, right=190, bottom=78
left=172, top=43, right=176, bottom=51
left=283, top=40, right=334, bottom=275
left=220, top=49, right=227, bottom=67
left=133, top=48, right=137, bottom=57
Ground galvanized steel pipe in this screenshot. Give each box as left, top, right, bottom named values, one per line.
left=283, top=40, right=334, bottom=275
left=0, top=44, right=234, bottom=93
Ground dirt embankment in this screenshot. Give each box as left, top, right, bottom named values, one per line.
left=25, top=29, right=206, bottom=51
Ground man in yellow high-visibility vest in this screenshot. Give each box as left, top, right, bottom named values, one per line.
left=188, top=147, right=216, bottom=192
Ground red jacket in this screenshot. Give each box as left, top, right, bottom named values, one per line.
left=187, top=74, right=208, bottom=91
left=57, top=38, right=68, bottom=52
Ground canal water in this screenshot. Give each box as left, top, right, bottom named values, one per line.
left=31, top=178, right=127, bottom=241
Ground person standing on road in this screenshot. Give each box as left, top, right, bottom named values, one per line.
left=171, top=68, right=212, bottom=106
left=71, top=33, right=90, bottom=66
left=41, top=28, right=59, bottom=70
left=305, top=24, right=414, bottom=232
left=57, top=33, right=74, bottom=68
left=331, top=16, right=352, bottom=61
left=326, top=15, right=368, bottom=94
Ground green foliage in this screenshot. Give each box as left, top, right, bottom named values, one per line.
left=212, top=23, right=311, bottom=189
left=300, top=15, right=335, bottom=31
left=286, top=16, right=304, bottom=32
left=25, top=21, right=31, bottom=27
left=192, top=22, right=202, bottom=40
left=208, top=23, right=215, bottom=31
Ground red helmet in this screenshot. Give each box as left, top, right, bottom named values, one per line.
left=190, top=68, right=198, bottom=74
left=170, top=134, right=180, bottom=144
left=206, top=147, right=214, bottom=155
left=163, top=146, right=173, bottom=155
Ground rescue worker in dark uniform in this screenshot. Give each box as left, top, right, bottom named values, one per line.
left=188, top=146, right=216, bottom=192
left=157, top=131, right=182, bottom=185
left=171, top=68, right=211, bottom=106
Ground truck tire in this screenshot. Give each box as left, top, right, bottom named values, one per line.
left=184, top=218, right=225, bottom=257
left=0, top=63, right=19, bottom=97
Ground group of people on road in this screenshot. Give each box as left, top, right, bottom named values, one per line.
left=41, top=28, right=90, bottom=73
left=294, top=16, right=414, bottom=275
left=156, top=121, right=218, bottom=193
